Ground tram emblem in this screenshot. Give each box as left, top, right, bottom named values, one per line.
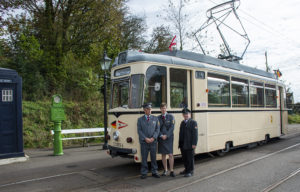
left=111, top=120, right=128, bottom=129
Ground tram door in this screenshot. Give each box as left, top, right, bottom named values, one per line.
left=278, top=86, right=287, bottom=135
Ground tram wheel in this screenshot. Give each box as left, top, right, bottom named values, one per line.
left=216, top=150, right=226, bottom=157
left=257, top=141, right=264, bottom=146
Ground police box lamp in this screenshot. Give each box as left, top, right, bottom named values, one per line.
left=100, top=51, right=112, bottom=71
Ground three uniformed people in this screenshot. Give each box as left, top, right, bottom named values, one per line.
left=158, top=103, right=175, bottom=177
left=137, top=103, right=160, bottom=179
left=137, top=103, right=198, bottom=179
left=179, top=108, right=198, bottom=177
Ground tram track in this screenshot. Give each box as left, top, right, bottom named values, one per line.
left=165, top=142, right=300, bottom=192
left=261, top=167, right=300, bottom=192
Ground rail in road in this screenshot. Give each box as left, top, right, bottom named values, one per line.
left=0, top=132, right=300, bottom=192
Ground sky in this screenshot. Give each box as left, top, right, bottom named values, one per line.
left=127, top=0, right=300, bottom=103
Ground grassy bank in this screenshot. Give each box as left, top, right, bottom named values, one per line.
left=23, top=100, right=104, bottom=148
left=288, top=114, right=300, bottom=124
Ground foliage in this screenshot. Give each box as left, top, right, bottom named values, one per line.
left=0, top=0, right=146, bottom=101
left=288, top=114, right=300, bottom=124
left=146, top=25, right=173, bottom=53
left=23, top=99, right=104, bottom=148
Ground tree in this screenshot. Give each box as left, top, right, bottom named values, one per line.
left=161, top=0, right=190, bottom=50
left=1, top=1, right=139, bottom=99
left=146, top=25, right=173, bottom=53
left=119, top=15, right=147, bottom=50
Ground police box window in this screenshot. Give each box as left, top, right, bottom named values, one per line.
left=195, top=71, right=205, bottom=79
left=2, top=89, right=13, bottom=102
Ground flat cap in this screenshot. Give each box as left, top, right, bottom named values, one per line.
left=182, top=108, right=191, bottom=114
left=142, top=103, right=152, bottom=109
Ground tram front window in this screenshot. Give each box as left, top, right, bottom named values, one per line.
left=111, top=75, right=144, bottom=109
left=144, top=66, right=167, bottom=108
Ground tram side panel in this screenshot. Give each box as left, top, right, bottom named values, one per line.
left=207, top=112, right=232, bottom=152
left=206, top=110, right=281, bottom=152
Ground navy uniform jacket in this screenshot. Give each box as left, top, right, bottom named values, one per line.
left=158, top=113, right=175, bottom=139
left=137, top=115, right=160, bottom=144
left=157, top=113, right=175, bottom=154
left=179, top=119, right=198, bottom=150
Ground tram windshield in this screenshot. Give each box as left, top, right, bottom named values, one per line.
left=110, top=74, right=144, bottom=109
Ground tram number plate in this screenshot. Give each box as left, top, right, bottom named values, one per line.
left=113, top=142, right=123, bottom=148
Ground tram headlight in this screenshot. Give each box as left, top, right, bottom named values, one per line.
left=113, top=131, right=120, bottom=141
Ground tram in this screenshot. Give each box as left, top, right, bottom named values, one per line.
left=107, top=50, right=288, bottom=162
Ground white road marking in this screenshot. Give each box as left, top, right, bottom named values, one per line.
left=261, top=167, right=300, bottom=192
left=167, top=142, right=300, bottom=192
left=0, top=172, right=78, bottom=188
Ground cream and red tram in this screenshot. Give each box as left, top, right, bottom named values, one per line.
left=107, top=50, right=288, bottom=162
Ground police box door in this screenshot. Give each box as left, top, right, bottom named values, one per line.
left=0, top=83, right=17, bottom=154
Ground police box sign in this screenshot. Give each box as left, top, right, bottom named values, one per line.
left=0, top=79, right=12, bottom=83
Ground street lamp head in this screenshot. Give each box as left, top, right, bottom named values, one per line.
left=100, top=51, right=112, bottom=71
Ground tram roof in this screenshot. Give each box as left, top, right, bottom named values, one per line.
left=112, top=50, right=276, bottom=79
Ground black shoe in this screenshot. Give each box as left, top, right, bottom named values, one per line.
left=161, top=170, right=168, bottom=176
left=170, top=171, right=176, bottom=177
left=179, top=170, right=186, bottom=175
left=140, top=174, right=147, bottom=179
left=184, top=173, right=192, bottom=177
left=152, top=173, right=160, bottom=178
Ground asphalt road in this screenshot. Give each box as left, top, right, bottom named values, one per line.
left=0, top=125, right=300, bottom=192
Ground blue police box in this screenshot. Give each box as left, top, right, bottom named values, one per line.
left=0, top=68, right=24, bottom=159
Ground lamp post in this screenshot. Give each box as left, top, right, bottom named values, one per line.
left=100, top=51, right=112, bottom=150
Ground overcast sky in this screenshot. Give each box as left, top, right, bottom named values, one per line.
left=127, top=0, right=300, bottom=103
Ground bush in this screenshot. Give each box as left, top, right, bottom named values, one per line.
left=288, top=114, right=300, bottom=124
left=23, top=99, right=104, bottom=148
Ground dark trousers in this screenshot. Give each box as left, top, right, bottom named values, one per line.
left=180, top=148, right=194, bottom=173
left=140, top=143, right=158, bottom=175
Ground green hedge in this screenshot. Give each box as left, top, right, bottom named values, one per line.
left=288, top=114, right=300, bottom=124
left=23, top=100, right=104, bottom=148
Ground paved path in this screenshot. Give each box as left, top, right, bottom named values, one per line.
left=0, top=125, right=300, bottom=192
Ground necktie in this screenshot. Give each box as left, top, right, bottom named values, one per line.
left=147, top=116, right=150, bottom=122
left=162, top=115, right=165, bottom=120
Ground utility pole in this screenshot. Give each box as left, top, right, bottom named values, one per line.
left=265, top=51, right=270, bottom=72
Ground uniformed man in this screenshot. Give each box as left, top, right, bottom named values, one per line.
left=137, top=103, right=160, bottom=179
left=157, top=103, right=175, bottom=177
left=178, top=108, right=198, bottom=177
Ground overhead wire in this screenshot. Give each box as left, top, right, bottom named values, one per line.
left=207, top=0, right=300, bottom=49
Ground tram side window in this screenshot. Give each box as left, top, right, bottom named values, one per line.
left=232, top=77, right=249, bottom=107
left=170, top=68, right=187, bottom=108
left=207, top=73, right=230, bottom=107
left=144, top=66, right=167, bottom=108
left=250, top=81, right=264, bottom=107
left=130, top=74, right=144, bottom=108
left=111, top=80, right=129, bottom=108
left=265, top=84, right=277, bottom=108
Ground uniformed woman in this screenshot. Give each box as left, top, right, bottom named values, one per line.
left=158, top=103, right=176, bottom=177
